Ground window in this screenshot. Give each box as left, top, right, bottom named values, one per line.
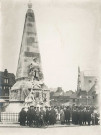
left=4, top=79, right=6, bottom=83
left=4, top=78, right=8, bottom=84
left=6, top=79, right=8, bottom=83
left=5, top=93, right=9, bottom=96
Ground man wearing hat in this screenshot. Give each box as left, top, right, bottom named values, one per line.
left=86, top=109, right=91, bottom=125
left=64, top=106, right=71, bottom=125
left=49, top=106, right=56, bottom=125
left=35, top=107, right=40, bottom=127
left=39, top=107, right=45, bottom=126
left=19, top=108, right=27, bottom=126
left=45, top=106, right=50, bottom=125
left=27, top=106, right=36, bottom=127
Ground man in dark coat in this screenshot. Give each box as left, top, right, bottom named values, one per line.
left=39, top=107, right=45, bottom=126
left=27, top=106, right=36, bottom=127
left=75, top=108, right=80, bottom=125
left=49, top=106, right=56, bottom=125
left=78, top=109, right=83, bottom=125
left=26, top=107, right=30, bottom=126
left=86, top=109, right=91, bottom=125
left=35, top=107, right=40, bottom=127
left=45, top=106, right=50, bottom=125
left=65, top=107, right=71, bottom=125
left=19, top=108, right=27, bottom=126
left=82, top=108, right=87, bottom=125
left=72, top=108, right=76, bottom=124
left=48, top=107, right=51, bottom=125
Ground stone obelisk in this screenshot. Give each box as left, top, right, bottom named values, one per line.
left=6, top=3, right=50, bottom=113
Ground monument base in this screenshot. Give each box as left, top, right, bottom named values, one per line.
left=5, top=102, right=24, bottom=113
left=0, top=102, right=24, bottom=123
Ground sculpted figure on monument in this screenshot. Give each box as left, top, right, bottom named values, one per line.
left=28, top=57, right=43, bottom=81
left=25, top=90, right=35, bottom=103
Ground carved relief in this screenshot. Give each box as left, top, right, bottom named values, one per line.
left=10, top=90, right=19, bottom=100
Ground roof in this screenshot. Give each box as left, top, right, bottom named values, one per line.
left=88, top=82, right=99, bottom=95
left=11, top=80, right=32, bottom=91
left=0, top=70, right=15, bottom=86
left=53, top=92, right=73, bottom=97
left=70, top=93, right=77, bottom=99
left=83, top=70, right=98, bottom=77
left=78, top=90, right=87, bottom=96
left=53, top=92, right=62, bottom=97
left=0, top=71, right=15, bottom=78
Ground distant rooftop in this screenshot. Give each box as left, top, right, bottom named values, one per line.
left=81, top=70, right=98, bottom=77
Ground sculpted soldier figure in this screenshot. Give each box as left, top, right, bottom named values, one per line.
left=28, top=57, right=43, bottom=81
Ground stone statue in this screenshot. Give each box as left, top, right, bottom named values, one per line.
left=28, top=57, right=43, bottom=81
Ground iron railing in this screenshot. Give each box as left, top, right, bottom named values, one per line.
left=1, top=112, right=19, bottom=122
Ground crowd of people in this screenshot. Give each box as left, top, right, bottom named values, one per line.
left=19, top=105, right=100, bottom=127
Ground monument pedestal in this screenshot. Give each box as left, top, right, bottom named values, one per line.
left=5, top=102, right=24, bottom=113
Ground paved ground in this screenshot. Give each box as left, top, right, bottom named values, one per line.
left=0, top=122, right=80, bottom=128
left=0, top=125, right=100, bottom=135
left=0, top=122, right=100, bottom=128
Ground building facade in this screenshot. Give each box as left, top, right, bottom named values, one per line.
left=0, top=69, right=16, bottom=100
left=0, top=69, right=16, bottom=111
left=77, top=67, right=99, bottom=106
left=50, top=88, right=76, bottom=106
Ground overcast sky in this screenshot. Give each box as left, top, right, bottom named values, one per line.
left=0, top=0, right=101, bottom=91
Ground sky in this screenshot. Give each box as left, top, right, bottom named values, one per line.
left=0, top=0, right=101, bottom=91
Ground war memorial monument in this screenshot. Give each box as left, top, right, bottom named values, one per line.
left=6, top=2, right=50, bottom=113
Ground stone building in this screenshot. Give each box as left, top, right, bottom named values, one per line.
left=77, top=67, right=99, bottom=106
left=0, top=69, right=15, bottom=100
left=50, top=88, right=76, bottom=106
left=0, top=69, right=15, bottom=111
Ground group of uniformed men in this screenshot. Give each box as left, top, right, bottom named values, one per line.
left=19, top=105, right=100, bottom=127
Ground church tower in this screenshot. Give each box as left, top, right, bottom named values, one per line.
left=6, top=3, right=50, bottom=112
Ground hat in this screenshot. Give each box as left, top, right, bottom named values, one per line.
left=30, top=105, right=34, bottom=107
